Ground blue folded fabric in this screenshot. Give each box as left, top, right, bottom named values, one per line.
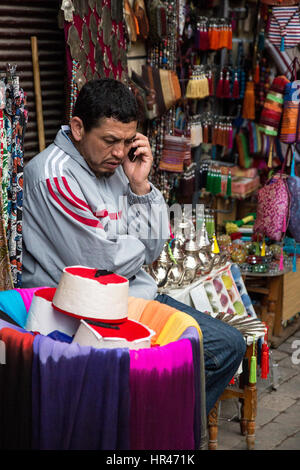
left=47, top=330, right=73, bottom=343
left=32, top=334, right=131, bottom=450
left=0, top=290, right=27, bottom=327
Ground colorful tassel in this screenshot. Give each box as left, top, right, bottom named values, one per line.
left=267, top=139, right=274, bottom=168
left=226, top=171, right=232, bottom=197
left=249, top=336, right=257, bottom=384
left=254, top=63, right=260, bottom=85
left=216, top=70, right=224, bottom=98
left=232, top=72, right=240, bottom=99
left=279, top=246, right=284, bottom=271
left=207, top=70, right=213, bottom=96
left=228, top=124, right=233, bottom=149
left=212, top=234, right=220, bottom=254
left=280, top=35, right=285, bottom=52
left=261, top=237, right=266, bottom=257
left=291, top=150, right=296, bottom=177
left=242, top=80, right=255, bottom=120
left=282, top=215, right=286, bottom=233
left=223, top=71, right=230, bottom=98
left=260, top=342, right=269, bottom=379
left=293, top=241, right=297, bottom=272
left=258, top=30, right=265, bottom=52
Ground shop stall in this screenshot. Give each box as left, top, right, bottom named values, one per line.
left=0, top=0, right=299, bottom=451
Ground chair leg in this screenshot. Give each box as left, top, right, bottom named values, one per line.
left=244, top=383, right=257, bottom=450
left=239, top=398, right=247, bottom=436
left=208, top=401, right=219, bottom=450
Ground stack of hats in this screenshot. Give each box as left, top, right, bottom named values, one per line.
left=25, top=266, right=155, bottom=350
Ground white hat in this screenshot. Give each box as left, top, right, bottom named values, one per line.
left=52, top=266, right=155, bottom=349
left=25, top=287, right=80, bottom=336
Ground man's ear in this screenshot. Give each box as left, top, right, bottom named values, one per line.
left=70, top=116, right=84, bottom=142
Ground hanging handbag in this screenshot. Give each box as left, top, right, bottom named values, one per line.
left=142, top=65, right=181, bottom=116
left=279, top=57, right=300, bottom=143
left=286, top=157, right=300, bottom=242
left=267, top=5, right=300, bottom=51
left=146, top=0, right=168, bottom=44
left=253, top=148, right=291, bottom=242
left=129, top=71, right=158, bottom=121
left=261, top=0, right=299, bottom=5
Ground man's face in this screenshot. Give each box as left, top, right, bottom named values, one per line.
left=72, top=117, right=138, bottom=177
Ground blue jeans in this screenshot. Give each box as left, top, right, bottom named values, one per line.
left=155, top=294, right=246, bottom=415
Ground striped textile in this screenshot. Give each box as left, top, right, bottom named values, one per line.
left=268, top=6, right=300, bottom=49
left=280, top=82, right=300, bottom=143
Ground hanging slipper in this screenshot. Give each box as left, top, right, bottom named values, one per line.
left=134, top=0, right=149, bottom=40
left=124, top=0, right=137, bottom=43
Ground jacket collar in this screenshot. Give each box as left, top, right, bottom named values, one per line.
left=54, top=126, right=96, bottom=177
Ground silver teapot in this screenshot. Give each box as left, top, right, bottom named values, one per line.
left=165, top=239, right=186, bottom=288
left=196, top=223, right=216, bottom=274
left=173, top=216, right=195, bottom=247
left=149, top=242, right=173, bottom=288
left=181, top=239, right=201, bottom=285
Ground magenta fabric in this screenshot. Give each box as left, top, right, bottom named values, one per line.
left=129, top=339, right=195, bottom=450
left=14, top=287, right=48, bottom=313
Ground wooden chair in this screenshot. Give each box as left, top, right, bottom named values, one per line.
left=207, top=343, right=257, bottom=450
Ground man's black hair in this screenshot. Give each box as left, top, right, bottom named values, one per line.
left=72, top=78, right=139, bottom=131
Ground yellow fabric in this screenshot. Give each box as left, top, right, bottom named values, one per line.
left=127, top=296, right=151, bottom=322
left=156, top=310, right=202, bottom=347
left=139, top=300, right=177, bottom=345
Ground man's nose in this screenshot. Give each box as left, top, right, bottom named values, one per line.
left=111, top=141, right=125, bottom=158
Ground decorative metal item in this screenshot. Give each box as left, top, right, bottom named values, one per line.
left=94, top=41, right=104, bottom=77
left=173, top=217, right=195, bottom=247
left=182, top=239, right=201, bottom=284
left=148, top=243, right=173, bottom=288
left=73, top=0, right=89, bottom=18
left=67, top=24, right=81, bottom=61
left=101, top=5, right=113, bottom=46
left=61, top=0, right=75, bottom=22
left=95, top=0, right=103, bottom=17
left=88, top=0, right=97, bottom=10
left=111, top=0, right=123, bottom=23
left=89, top=13, right=98, bottom=46
left=81, top=22, right=90, bottom=56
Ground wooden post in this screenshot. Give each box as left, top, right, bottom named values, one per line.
left=31, top=36, right=45, bottom=152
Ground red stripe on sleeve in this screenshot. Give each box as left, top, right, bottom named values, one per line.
left=46, top=179, right=103, bottom=229
left=61, top=176, right=91, bottom=210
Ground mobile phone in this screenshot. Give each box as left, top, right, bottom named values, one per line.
left=128, top=146, right=138, bottom=162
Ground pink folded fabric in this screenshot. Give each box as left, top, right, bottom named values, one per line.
left=129, top=339, right=195, bottom=450
left=15, top=287, right=48, bottom=312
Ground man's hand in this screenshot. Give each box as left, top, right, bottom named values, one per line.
left=122, top=132, right=153, bottom=195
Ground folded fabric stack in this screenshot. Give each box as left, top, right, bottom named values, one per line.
left=0, top=285, right=205, bottom=451
left=159, top=135, right=191, bottom=173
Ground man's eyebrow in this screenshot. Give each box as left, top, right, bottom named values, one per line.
left=103, top=133, right=136, bottom=142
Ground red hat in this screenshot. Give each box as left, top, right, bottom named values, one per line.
left=52, top=266, right=155, bottom=349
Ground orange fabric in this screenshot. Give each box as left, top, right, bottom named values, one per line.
left=127, top=296, right=151, bottom=322
left=139, top=300, right=178, bottom=345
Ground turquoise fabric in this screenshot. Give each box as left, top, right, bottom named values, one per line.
left=0, top=290, right=27, bottom=327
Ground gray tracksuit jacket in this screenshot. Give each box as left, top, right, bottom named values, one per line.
left=22, top=126, right=169, bottom=299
